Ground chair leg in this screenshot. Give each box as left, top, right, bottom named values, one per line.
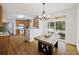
left=54, top=41, right=58, bottom=48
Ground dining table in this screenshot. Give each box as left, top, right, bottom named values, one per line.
left=34, top=34, right=58, bottom=55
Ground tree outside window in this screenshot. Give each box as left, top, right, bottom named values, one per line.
left=48, top=22, right=55, bottom=29
left=48, top=21, right=65, bottom=31
left=56, top=21, right=65, bottom=31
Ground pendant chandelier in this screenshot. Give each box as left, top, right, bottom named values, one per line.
left=34, top=3, right=50, bottom=20
left=41, top=3, right=46, bottom=19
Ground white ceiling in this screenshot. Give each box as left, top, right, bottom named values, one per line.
left=2, top=3, right=77, bottom=19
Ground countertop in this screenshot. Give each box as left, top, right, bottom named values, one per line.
left=0, top=32, right=9, bottom=36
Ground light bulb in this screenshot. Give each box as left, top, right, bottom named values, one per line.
left=42, top=14, right=46, bottom=17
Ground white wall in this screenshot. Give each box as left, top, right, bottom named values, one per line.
left=77, top=4, right=79, bottom=53
left=65, top=8, right=76, bottom=45
left=41, top=20, right=48, bottom=34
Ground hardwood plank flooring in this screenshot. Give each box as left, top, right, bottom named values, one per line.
left=4, top=35, right=79, bottom=55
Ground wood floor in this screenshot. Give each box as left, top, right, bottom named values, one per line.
left=1, top=35, right=79, bottom=55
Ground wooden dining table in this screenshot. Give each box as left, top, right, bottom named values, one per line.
left=34, top=34, right=58, bottom=55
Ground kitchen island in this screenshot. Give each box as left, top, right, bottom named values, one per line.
left=24, top=28, right=42, bottom=42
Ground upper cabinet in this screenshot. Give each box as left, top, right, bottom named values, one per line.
left=0, top=5, right=3, bottom=27
left=16, top=20, right=31, bottom=27
left=16, top=19, right=39, bottom=28
left=16, top=20, right=24, bottom=26
left=24, top=20, right=31, bottom=27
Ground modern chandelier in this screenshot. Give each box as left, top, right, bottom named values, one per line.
left=34, top=3, right=50, bottom=20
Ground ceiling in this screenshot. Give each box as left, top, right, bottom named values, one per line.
left=2, top=3, right=77, bottom=19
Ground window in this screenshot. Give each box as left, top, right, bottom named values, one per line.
left=48, top=22, right=55, bottom=29
left=56, top=21, right=65, bottom=30
left=48, top=21, right=65, bottom=31
left=48, top=21, right=65, bottom=40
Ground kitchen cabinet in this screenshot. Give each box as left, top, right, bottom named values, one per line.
left=24, top=29, right=41, bottom=42
left=16, top=20, right=31, bottom=27
left=24, top=21, right=30, bottom=27
left=0, top=5, right=3, bottom=27
left=0, top=35, right=10, bottom=54
left=25, top=29, right=30, bottom=42
left=16, top=20, right=24, bottom=26
left=16, top=29, right=20, bottom=35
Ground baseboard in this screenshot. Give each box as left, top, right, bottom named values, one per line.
left=65, top=42, right=76, bottom=46
left=59, top=40, right=76, bottom=46
left=64, top=40, right=76, bottom=45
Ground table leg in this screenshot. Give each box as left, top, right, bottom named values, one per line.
left=38, top=41, right=42, bottom=52
left=38, top=41, right=53, bottom=55
left=48, top=45, right=53, bottom=55
left=54, top=41, right=58, bottom=48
